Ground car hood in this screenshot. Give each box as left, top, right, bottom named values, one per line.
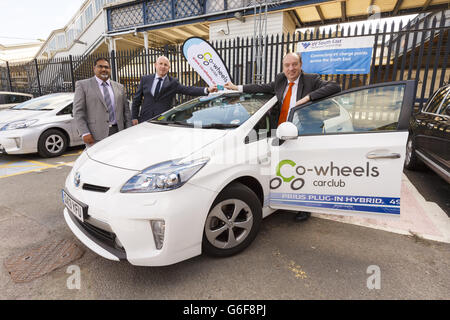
left=86, top=122, right=228, bottom=171
left=0, top=109, right=48, bottom=124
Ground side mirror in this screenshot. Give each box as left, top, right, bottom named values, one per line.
left=276, top=122, right=298, bottom=141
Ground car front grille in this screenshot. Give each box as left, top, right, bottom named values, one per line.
left=67, top=211, right=126, bottom=260
left=82, top=183, right=110, bottom=193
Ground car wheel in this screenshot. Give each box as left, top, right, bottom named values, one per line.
left=404, top=134, right=421, bottom=170
left=37, top=129, right=68, bottom=158
left=202, top=182, right=262, bottom=257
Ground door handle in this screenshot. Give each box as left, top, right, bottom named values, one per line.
left=366, top=152, right=401, bottom=159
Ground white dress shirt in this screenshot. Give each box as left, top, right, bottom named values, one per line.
left=95, top=76, right=116, bottom=111
left=151, top=75, right=167, bottom=96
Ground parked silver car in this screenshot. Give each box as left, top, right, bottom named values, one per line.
left=0, top=91, right=33, bottom=110
left=0, top=93, right=83, bottom=157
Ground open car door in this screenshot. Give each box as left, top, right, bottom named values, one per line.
left=269, top=81, right=415, bottom=217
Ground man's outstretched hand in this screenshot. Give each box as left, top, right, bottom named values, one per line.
left=207, top=85, right=218, bottom=93
left=224, top=82, right=238, bottom=91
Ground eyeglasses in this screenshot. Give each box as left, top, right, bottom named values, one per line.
left=96, top=65, right=110, bottom=70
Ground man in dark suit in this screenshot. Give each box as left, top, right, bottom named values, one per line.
left=225, top=52, right=341, bottom=222
left=74, top=57, right=132, bottom=146
left=131, top=56, right=217, bottom=124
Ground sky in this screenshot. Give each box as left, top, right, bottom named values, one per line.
left=0, top=0, right=85, bottom=45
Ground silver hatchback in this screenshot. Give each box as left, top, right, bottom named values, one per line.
left=0, top=93, right=84, bottom=157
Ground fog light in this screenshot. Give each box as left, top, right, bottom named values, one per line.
left=150, top=220, right=165, bottom=250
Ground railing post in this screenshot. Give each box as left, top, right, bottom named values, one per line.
left=164, top=44, right=169, bottom=57
left=34, top=59, right=42, bottom=96
left=142, top=1, right=148, bottom=25
left=111, top=50, right=117, bottom=81
left=6, top=61, right=13, bottom=92
left=69, top=55, right=76, bottom=92
left=171, top=0, right=176, bottom=20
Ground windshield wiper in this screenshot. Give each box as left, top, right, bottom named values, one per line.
left=149, top=120, right=239, bottom=129
left=149, top=120, right=194, bottom=127
left=201, top=123, right=240, bottom=129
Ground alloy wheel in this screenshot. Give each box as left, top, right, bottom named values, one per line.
left=205, top=199, right=254, bottom=250
left=45, top=134, right=64, bottom=154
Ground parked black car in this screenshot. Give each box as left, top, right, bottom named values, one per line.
left=405, top=84, right=450, bottom=183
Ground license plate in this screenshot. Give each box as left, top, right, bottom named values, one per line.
left=62, top=190, right=87, bottom=222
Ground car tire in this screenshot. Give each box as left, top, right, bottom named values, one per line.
left=404, top=134, right=422, bottom=170
left=202, top=182, right=262, bottom=257
left=37, top=129, right=68, bottom=158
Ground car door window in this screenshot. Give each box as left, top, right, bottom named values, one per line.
left=438, top=95, right=450, bottom=116
left=57, top=103, right=73, bottom=115
left=245, top=109, right=279, bottom=143
left=436, top=89, right=450, bottom=115
left=424, top=86, right=449, bottom=114
left=291, top=84, right=406, bottom=135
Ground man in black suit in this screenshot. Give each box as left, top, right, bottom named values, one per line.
left=131, top=56, right=217, bottom=124
left=225, top=52, right=341, bottom=222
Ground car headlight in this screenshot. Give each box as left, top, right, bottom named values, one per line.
left=120, top=157, right=209, bottom=193
left=0, top=119, right=38, bottom=131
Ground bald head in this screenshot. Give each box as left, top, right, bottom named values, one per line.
left=155, top=55, right=170, bottom=78
left=283, top=52, right=302, bottom=64
left=282, top=52, right=302, bottom=82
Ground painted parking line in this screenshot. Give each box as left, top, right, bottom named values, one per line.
left=0, top=158, right=75, bottom=179
left=63, top=150, right=83, bottom=157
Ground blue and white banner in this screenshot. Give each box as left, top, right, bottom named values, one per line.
left=297, top=36, right=375, bottom=75
left=182, top=37, right=232, bottom=88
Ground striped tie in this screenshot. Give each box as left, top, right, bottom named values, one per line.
left=101, top=82, right=116, bottom=124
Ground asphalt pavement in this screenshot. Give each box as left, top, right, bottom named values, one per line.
left=0, top=148, right=449, bottom=299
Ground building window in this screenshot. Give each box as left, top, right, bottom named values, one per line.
left=66, top=28, right=74, bottom=46
left=95, top=0, right=105, bottom=13
left=57, top=34, right=66, bottom=49
left=74, top=16, right=84, bottom=37
left=49, top=38, right=57, bottom=51
left=85, top=4, right=94, bottom=25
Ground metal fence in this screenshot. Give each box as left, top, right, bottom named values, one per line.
left=1, top=10, right=449, bottom=109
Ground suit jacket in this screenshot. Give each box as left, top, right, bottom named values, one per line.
left=243, top=72, right=341, bottom=118
left=73, top=77, right=132, bottom=142
left=131, top=74, right=207, bottom=122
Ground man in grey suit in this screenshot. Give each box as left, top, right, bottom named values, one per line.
left=73, top=57, right=132, bottom=146
left=225, top=52, right=341, bottom=222
left=131, top=56, right=217, bottom=124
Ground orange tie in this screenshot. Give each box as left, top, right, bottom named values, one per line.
left=278, top=82, right=294, bottom=125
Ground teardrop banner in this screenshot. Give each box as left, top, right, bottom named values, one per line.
left=182, top=37, right=232, bottom=90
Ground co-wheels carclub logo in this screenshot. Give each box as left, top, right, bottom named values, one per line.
left=270, top=159, right=380, bottom=190
left=196, top=52, right=229, bottom=83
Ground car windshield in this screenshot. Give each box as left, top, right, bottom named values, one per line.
left=150, top=92, right=273, bottom=129
left=11, top=94, right=72, bottom=111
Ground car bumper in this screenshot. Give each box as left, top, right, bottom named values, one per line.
left=0, top=128, right=38, bottom=154
left=63, top=162, right=218, bottom=266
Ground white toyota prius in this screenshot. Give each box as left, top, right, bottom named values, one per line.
left=63, top=81, right=414, bottom=266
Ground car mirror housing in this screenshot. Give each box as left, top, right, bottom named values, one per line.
left=276, top=122, right=298, bottom=141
